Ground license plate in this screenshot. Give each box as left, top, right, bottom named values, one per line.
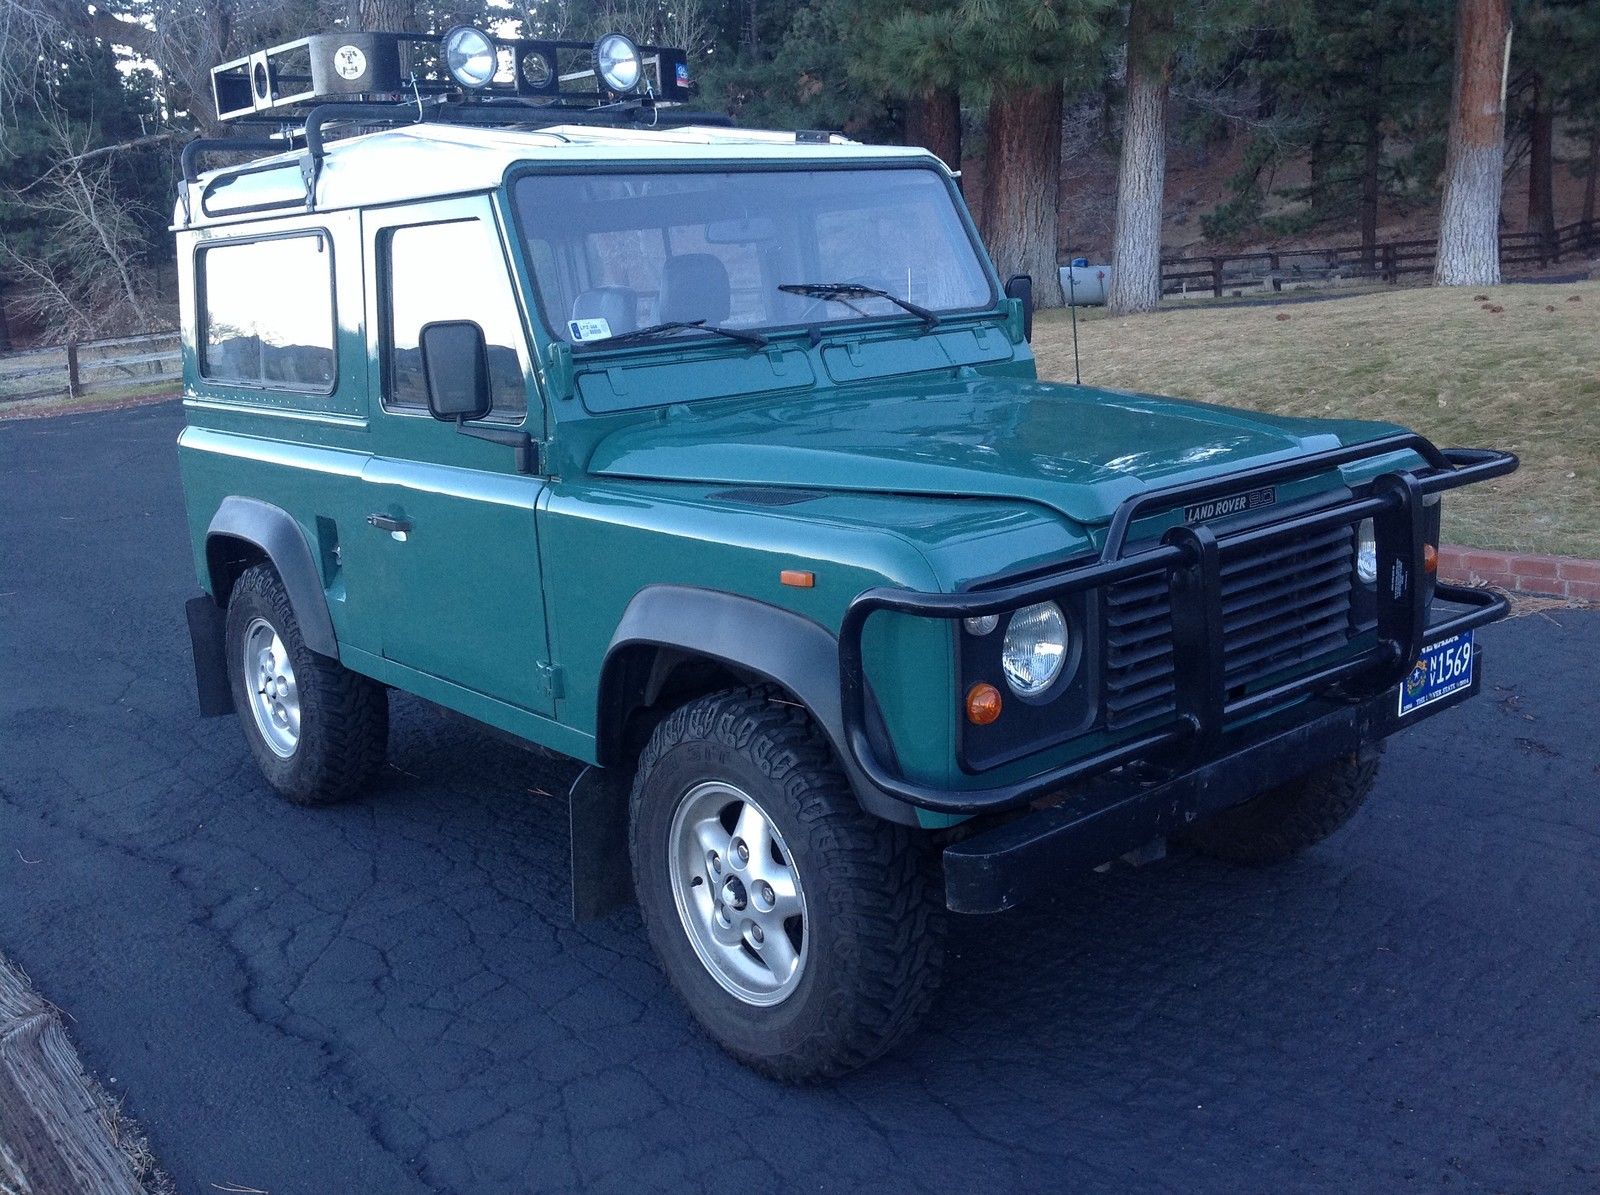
left=1398, top=631, right=1475, bottom=716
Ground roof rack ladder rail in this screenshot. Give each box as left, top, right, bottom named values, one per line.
left=300, top=101, right=427, bottom=211
left=178, top=137, right=284, bottom=224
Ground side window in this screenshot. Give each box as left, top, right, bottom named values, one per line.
left=383, top=220, right=526, bottom=419
left=199, top=234, right=335, bottom=391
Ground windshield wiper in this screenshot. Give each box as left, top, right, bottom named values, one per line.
left=779, top=282, right=940, bottom=331
left=576, top=319, right=768, bottom=350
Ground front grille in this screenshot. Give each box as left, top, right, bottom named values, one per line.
left=1103, top=522, right=1358, bottom=730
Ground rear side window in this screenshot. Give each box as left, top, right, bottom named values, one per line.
left=199, top=234, right=335, bottom=391
left=382, top=220, right=526, bottom=419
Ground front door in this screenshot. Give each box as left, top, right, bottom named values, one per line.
left=359, top=195, right=553, bottom=715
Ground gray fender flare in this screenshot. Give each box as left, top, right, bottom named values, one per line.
left=205, top=496, right=338, bottom=659
left=596, top=584, right=913, bottom=826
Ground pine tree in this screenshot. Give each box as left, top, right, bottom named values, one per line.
left=1197, top=1, right=1452, bottom=263
left=1515, top=1, right=1600, bottom=246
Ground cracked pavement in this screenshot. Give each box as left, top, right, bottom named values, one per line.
left=1, top=401, right=1597, bottom=1193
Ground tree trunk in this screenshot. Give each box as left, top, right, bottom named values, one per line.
left=979, top=81, right=1065, bottom=307
left=1309, top=129, right=1327, bottom=198
left=1526, top=71, right=1556, bottom=244
left=1360, top=107, right=1381, bottom=271
left=1435, top=0, right=1511, bottom=287
left=905, top=87, right=962, bottom=178
left=1109, top=0, right=1173, bottom=315
left=349, top=0, right=416, bottom=31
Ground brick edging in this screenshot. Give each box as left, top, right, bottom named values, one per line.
left=1438, top=545, right=1600, bottom=602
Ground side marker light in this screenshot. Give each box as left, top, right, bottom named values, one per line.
left=966, top=683, right=1003, bottom=726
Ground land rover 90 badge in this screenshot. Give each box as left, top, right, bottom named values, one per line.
left=1184, top=485, right=1276, bottom=523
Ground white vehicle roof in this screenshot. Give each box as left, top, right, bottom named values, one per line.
left=180, top=120, right=945, bottom=227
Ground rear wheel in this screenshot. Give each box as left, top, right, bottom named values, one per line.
left=630, top=687, right=945, bottom=1080
left=225, top=563, right=388, bottom=805
left=1182, top=750, right=1383, bottom=865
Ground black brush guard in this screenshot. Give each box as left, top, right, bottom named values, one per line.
left=837, top=434, right=1518, bottom=817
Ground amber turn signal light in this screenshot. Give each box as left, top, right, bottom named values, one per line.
left=965, top=682, right=1003, bottom=726
left=1422, top=543, right=1438, bottom=574
left=780, top=569, right=815, bottom=588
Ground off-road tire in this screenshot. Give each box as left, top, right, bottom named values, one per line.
left=630, top=687, right=945, bottom=1081
left=1182, top=749, right=1383, bottom=865
left=225, top=563, right=388, bottom=805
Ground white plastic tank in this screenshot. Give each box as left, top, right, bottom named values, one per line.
left=1059, top=259, right=1110, bottom=306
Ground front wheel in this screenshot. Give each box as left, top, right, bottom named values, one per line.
left=630, top=688, right=945, bottom=1080
left=225, top=563, right=388, bottom=805
left=1182, top=749, right=1383, bottom=865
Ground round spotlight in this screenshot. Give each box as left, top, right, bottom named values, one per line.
left=520, top=50, right=552, bottom=89
left=443, top=26, right=497, bottom=90
left=594, top=32, right=643, bottom=94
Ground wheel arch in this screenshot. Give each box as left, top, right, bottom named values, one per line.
left=204, top=497, right=339, bottom=659
left=594, top=585, right=913, bottom=826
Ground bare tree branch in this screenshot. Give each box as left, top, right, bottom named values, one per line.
left=0, top=105, right=167, bottom=340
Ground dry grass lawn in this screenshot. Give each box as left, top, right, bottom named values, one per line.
left=1032, top=279, right=1600, bottom=559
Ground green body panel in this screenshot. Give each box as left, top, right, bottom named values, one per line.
left=585, top=379, right=1402, bottom=527
left=175, top=163, right=1424, bottom=830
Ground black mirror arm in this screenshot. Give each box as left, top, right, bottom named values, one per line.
left=453, top=419, right=539, bottom=474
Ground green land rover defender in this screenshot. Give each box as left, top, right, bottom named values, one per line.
left=177, top=29, right=1517, bottom=1078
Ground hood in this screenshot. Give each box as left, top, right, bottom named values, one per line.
left=588, top=379, right=1398, bottom=527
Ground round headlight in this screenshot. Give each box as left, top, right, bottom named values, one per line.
left=1001, top=602, right=1068, bottom=697
left=1356, top=518, right=1378, bottom=585
left=594, top=32, right=643, bottom=94
left=443, top=26, right=497, bottom=89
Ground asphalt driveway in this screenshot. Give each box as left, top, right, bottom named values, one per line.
left=1, top=401, right=1596, bottom=1193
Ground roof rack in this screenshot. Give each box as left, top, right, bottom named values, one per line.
left=180, top=29, right=731, bottom=224
left=211, top=30, right=694, bottom=122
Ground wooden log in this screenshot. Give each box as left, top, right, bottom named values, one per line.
left=0, top=958, right=145, bottom=1194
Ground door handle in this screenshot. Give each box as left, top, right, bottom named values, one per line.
left=367, top=513, right=412, bottom=535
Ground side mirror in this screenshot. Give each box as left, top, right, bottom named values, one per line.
left=420, top=320, right=491, bottom=422
left=1004, top=274, right=1034, bottom=342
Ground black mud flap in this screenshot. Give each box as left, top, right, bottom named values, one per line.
left=186, top=595, right=232, bottom=717
left=568, top=764, right=635, bottom=924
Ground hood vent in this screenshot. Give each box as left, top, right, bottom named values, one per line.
left=708, top=487, right=824, bottom=507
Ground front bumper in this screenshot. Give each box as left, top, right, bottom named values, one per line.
left=837, top=433, right=1517, bottom=816
left=941, top=636, right=1482, bottom=913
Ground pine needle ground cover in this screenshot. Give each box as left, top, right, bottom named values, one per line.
left=1034, top=280, right=1600, bottom=558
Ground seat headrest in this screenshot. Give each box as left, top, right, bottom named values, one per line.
left=571, top=287, right=638, bottom=338
left=658, top=254, right=731, bottom=325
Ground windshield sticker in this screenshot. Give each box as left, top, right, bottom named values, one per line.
left=568, top=317, right=612, bottom=342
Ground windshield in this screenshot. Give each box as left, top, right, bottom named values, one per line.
left=511, top=167, right=995, bottom=346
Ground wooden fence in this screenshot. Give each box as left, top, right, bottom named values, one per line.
left=1162, top=219, right=1598, bottom=299
left=0, top=330, right=180, bottom=404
